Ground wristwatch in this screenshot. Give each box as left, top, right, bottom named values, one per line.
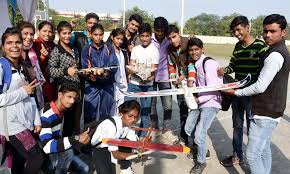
left=74, top=135, right=80, bottom=142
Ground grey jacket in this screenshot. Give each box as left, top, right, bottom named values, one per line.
left=0, top=65, right=41, bottom=136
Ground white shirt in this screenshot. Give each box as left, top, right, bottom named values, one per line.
left=91, top=115, right=138, bottom=163
left=114, top=50, right=127, bottom=102
left=235, top=51, right=284, bottom=122
left=129, top=43, right=160, bottom=86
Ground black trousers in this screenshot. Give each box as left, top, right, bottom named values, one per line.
left=93, top=147, right=132, bottom=174
left=93, top=148, right=116, bottom=174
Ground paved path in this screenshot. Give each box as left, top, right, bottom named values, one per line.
left=125, top=58, right=290, bottom=174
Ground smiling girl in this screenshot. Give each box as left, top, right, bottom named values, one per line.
left=0, top=27, right=43, bottom=174
left=17, top=21, right=46, bottom=110
left=81, top=23, right=119, bottom=124
left=48, top=21, right=82, bottom=136
left=107, top=28, right=128, bottom=115
left=33, top=21, right=55, bottom=102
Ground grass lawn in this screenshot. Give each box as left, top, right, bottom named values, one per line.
left=204, top=43, right=234, bottom=60
left=204, top=43, right=290, bottom=60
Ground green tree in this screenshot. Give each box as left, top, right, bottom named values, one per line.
left=184, top=13, right=222, bottom=36
left=117, top=6, right=155, bottom=27
left=286, top=24, right=290, bottom=39
left=220, top=13, right=241, bottom=36
left=250, top=15, right=265, bottom=38
left=8, top=2, right=23, bottom=26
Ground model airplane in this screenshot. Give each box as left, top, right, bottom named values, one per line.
left=101, top=126, right=190, bottom=160
left=101, top=138, right=190, bottom=154
left=121, top=74, right=251, bottom=109
left=78, top=66, right=120, bottom=74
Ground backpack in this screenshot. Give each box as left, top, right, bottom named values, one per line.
left=202, top=57, right=234, bottom=111
left=85, top=117, right=117, bottom=140
left=0, top=57, right=12, bottom=94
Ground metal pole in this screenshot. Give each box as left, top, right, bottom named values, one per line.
left=123, top=0, right=126, bottom=27
left=45, top=0, right=49, bottom=21
left=180, top=0, right=184, bottom=35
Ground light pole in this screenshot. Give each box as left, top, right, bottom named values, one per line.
left=180, top=0, right=184, bottom=35
left=44, top=0, right=49, bottom=21
left=123, top=0, right=126, bottom=27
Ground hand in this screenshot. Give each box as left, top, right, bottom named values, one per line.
left=171, top=81, right=179, bottom=88
left=195, top=97, right=199, bottom=104
left=128, top=44, right=134, bottom=53
left=78, top=128, right=90, bottom=145
left=187, top=80, right=194, bottom=87
left=217, top=67, right=225, bottom=76
left=177, top=75, right=185, bottom=85
left=22, top=79, right=39, bottom=95
left=126, top=65, right=136, bottom=74
left=146, top=75, right=155, bottom=82
left=67, top=66, right=78, bottom=77
left=40, top=44, right=49, bottom=57
left=34, top=125, right=42, bottom=134
left=222, top=89, right=236, bottom=96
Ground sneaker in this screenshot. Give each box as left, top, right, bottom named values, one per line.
left=190, top=162, right=206, bottom=174
left=187, top=149, right=211, bottom=160
left=220, top=155, right=244, bottom=167
left=120, top=167, right=136, bottom=174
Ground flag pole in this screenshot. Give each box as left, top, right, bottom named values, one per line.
left=123, top=0, right=126, bottom=27
left=180, top=0, right=184, bottom=35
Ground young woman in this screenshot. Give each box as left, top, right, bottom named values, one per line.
left=81, top=23, right=119, bottom=124
left=33, top=21, right=55, bottom=102
left=107, top=28, right=128, bottom=115
left=0, top=27, right=44, bottom=174
left=17, top=21, right=46, bottom=111
left=91, top=100, right=140, bottom=174
left=48, top=21, right=81, bottom=136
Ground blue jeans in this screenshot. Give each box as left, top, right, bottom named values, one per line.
left=126, top=83, right=153, bottom=137
left=184, top=107, right=219, bottom=163
left=47, top=148, right=74, bottom=174
left=150, top=82, right=172, bottom=128
left=232, top=96, right=251, bottom=159
left=48, top=149, right=88, bottom=174
left=246, top=119, right=278, bottom=174
left=70, top=155, right=89, bottom=174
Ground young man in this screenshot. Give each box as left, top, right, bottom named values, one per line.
left=121, top=14, right=143, bottom=64
left=150, top=17, right=173, bottom=133
left=219, top=16, right=268, bottom=166
left=166, top=24, right=189, bottom=144
left=226, top=14, right=290, bottom=174
left=39, top=83, right=91, bottom=173
left=70, top=12, right=99, bottom=55
left=127, top=22, right=160, bottom=137
left=183, top=38, right=223, bottom=174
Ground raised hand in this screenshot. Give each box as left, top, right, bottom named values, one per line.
left=22, top=79, right=40, bottom=95
left=78, top=128, right=90, bottom=145
left=40, top=43, right=48, bottom=57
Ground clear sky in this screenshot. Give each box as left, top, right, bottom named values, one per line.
left=48, top=0, right=290, bottom=24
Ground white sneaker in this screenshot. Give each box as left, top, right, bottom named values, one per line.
left=120, top=167, right=136, bottom=174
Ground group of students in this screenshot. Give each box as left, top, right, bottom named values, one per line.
left=0, top=10, right=289, bottom=174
